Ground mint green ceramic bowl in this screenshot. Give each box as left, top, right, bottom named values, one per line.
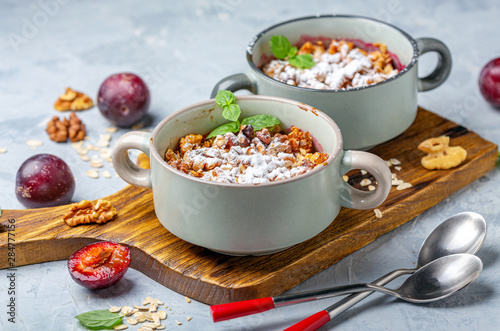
left=211, top=15, right=452, bottom=150
left=112, top=96, right=391, bottom=255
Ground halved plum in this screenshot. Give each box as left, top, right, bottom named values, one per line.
left=68, top=241, right=131, bottom=290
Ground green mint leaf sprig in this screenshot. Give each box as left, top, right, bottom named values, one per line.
left=215, top=90, right=236, bottom=108
left=207, top=120, right=241, bottom=139
left=75, top=310, right=122, bottom=330
left=241, top=115, right=280, bottom=132
left=222, top=104, right=241, bottom=122
left=270, top=35, right=315, bottom=69
left=270, top=35, right=292, bottom=59
left=209, top=90, right=281, bottom=138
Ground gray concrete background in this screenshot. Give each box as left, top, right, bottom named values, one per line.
left=1, top=0, right=499, bottom=330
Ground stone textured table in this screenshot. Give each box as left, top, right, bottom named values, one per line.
left=1, top=0, right=499, bottom=330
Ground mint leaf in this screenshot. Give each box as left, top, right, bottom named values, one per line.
left=75, top=310, right=122, bottom=330
left=287, top=46, right=298, bottom=58
left=241, top=115, right=281, bottom=131
left=289, top=54, right=315, bottom=69
left=207, top=120, right=241, bottom=139
left=215, top=90, right=236, bottom=108
left=270, top=35, right=292, bottom=59
left=222, top=104, right=241, bottom=122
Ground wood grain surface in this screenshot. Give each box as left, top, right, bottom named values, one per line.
left=0, top=107, right=497, bottom=305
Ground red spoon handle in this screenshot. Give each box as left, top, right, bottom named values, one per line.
left=283, top=310, right=331, bottom=331
left=209, top=297, right=275, bottom=322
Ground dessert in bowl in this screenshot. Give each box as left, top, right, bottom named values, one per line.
left=211, top=15, right=452, bottom=150
left=112, top=95, right=392, bottom=255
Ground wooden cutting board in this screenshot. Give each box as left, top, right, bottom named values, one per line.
left=0, top=107, right=497, bottom=305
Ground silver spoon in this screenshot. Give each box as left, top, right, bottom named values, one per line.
left=284, top=254, right=483, bottom=331
left=210, top=212, right=487, bottom=323
left=284, top=211, right=487, bottom=330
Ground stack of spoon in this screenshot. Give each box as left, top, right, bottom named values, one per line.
left=209, top=212, right=487, bottom=330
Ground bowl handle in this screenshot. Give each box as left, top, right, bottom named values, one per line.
left=416, top=37, right=452, bottom=92
left=210, top=73, right=256, bottom=98
left=339, top=150, right=392, bottom=209
left=111, top=131, right=152, bottom=189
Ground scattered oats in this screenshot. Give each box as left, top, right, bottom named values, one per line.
left=390, top=158, right=401, bottom=166
left=106, top=156, right=113, bottom=163
left=149, top=302, right=158, bottom=312
left=102, top=170, right=112, bottom=178
left=114, top=325, right=128, bottom=330
left=157, top=325, right=165, bottom=330
left=184, top=297, right=191, bottom=303
left=397, top=182, right=413, bottom=191
left=72, top=141, right=83, bottom=150
left=100, top=148, right=112, bottom=159
left=77, top=147, right=89, bottom=155
left=105, top=126, right=118, bottom=133
left=80, top=154, right=90, bottom=161
left=152, top=312, right=161, bottom=325
left=374, top=209, right=383, bottom=218
left=143, top=322, right=158, bottom=329
left=26, top=139, right=43, bottom=149
left=132, top=122, right=144, bottom=130
left=392, top=179, right=404, bottom=186
left=86, top=170, right=99, bottom=179
left=361, top=170, right=367, bottom=175
left=0, top=148, right=7, bottom=153
left=186, top=316, right=193, bottom=322
left=121, top=306, right=134, bottom=316
left=143, top=297, right=152, bottom=305
left=368, top=185, right=376, bottom=191
left=109, top=306, right=121, bottom=313
left=135, top=315, right=146, bottom=323
left=90, top=158, right=104, bottom=168
left=127, top=317, right=138, bottom=325
left=158, top=310, right=167, bottom=320
left=391, top=173, right=397, bottom=180
left=175, top=320, right=182, bottom=325
left=115, top=173, right=120, bottom=177
left=138, top=327, right=153, bottom=331
left=134, top=311, right=145, bottom=319
left=360, top=178, right=372, bottom=186
left=144, top=312, right=154, bottom=321
left=385, top=160, right=393, bottom=167
left=134, top=305, right=150, bottom=310
left=87, top=143, right=100, bottom=151
left=342, top=175, right=349, bottom=182
left=153, top=299, right=164, bottom=306
left=395, top=166, right=402, bottom=171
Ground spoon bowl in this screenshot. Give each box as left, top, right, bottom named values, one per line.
left=390, top=253, right=483, bottom=302
left=417, top=212, right=487, bottom=267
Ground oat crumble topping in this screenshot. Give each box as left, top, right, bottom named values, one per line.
left=262, top=39, right=400, bottom=90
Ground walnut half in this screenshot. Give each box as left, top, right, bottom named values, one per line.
left=418, top=135, right=467, bottom=170
left=64, top=199, right=117, bottom=227
left=54, top=87, right=94, bottom=111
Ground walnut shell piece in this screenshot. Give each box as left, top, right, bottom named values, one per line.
left=67, top=113, right=87, bottom=142
left=54, top=87, right=94, bottom=111
left=46, top=116, right=69, bottom=142
left=63, top=199, right=117, bottom=227
left=45, top=113, right=86, bottom=143
left=418, top=135, right=467, bottom=170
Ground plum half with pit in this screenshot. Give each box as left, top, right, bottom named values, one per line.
left=479, top=57, right=500, bottom=107
left=68, top=241, right=131, bottom=290
left=97, top=73, right=150, bottom=127
left=15, top=154, right=75, bottom=208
